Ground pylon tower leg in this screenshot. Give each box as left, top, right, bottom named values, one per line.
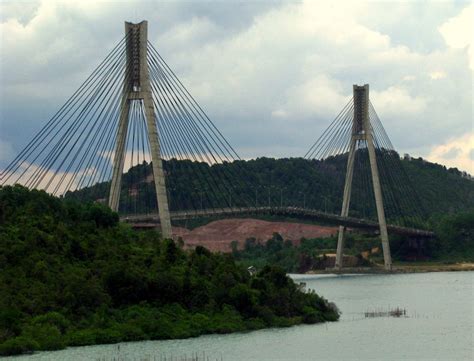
left=365, top=129, right=392, bottom=269
left=335, top=84, right=392, bottom=270
left=335, top=138, right=357, bottom=269
left=109, top=96, right=130, bottom=212
left=108, top=21, right=172, bottom=238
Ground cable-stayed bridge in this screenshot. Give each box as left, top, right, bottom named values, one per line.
left=122, top=207, right=433, bottom=238
left=0, top=21, right=433, bottom=270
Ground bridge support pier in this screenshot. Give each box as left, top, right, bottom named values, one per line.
left=335, top=84, right=392, bottom=271
left=108, top=21, right=172, bottom=238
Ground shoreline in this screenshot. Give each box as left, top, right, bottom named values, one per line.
left=307, top=262, right=474, bottom=274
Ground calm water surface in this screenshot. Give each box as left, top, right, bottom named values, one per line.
left=7, top=272, right=473, bottom=361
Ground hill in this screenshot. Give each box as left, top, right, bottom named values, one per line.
left=68, top=156, right=474, bottom=227
left=0, top=185, right=339, bottom=356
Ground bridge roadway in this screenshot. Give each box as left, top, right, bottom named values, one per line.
left=120, top=206, right=434, bottom=238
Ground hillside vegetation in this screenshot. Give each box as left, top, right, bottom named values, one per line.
left=231, top=210, right=474, bottom=273
left=0, top=185, right=339, bottom=356
left=69, top=156, right=474, bottom=226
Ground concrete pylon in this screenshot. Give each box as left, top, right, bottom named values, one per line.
left=335, top=84, right=392, bottom=271
left=108, top=21, right=172, bottom=238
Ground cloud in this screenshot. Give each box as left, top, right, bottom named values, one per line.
left=0, top=161, right=94, bottom=195
left=440, top=147, right=461, bottom=160
left=426, top=132, right=474, bottom=174
left=0, top=0, right=472, bottom=174
left=0, top=1, right=40, bottom=25
left=371, top=86, right=427, bottom=116
left=429, top=71, right=447, bottom=80
left=271, top=109, right=288, bottom=119
left=159, top=0, right=471, bottom=158
left=439, top=3, right=474, bottom=70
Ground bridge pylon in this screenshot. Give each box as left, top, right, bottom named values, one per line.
left=335, top=84, right=392, bottom=270
left=108, top=21, right=172, bottom=238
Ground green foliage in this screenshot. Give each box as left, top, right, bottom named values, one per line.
left=0, top=336, right=39, bottom=356
left=431, top=211, right=474, bottom=260
left=0, top=185, right=338, bottom=356
left=402, top=159, right=474, bottom=217
left=234, top=233, right=340, bottom=272
left=234, top=211, right=474, bottom=271
left=68, top=157, right=474, bottom=223
left=21, top=324, right=65, bottom=351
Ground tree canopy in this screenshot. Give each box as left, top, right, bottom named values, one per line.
left=0, top=185, right=339, bottom=356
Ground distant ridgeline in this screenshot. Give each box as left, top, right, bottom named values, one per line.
left=66, top=155, right=474, bottom=225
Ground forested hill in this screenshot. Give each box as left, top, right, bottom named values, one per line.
left=400, top=157, right=473, bottom=214
left=0, top=185, right=339, bottom=356
left=69, top=156, right=474, bottom=222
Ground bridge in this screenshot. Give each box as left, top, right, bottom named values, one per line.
left=0, top=20, right=433, bottom=271
left=121, top=207, right=434, bottom=238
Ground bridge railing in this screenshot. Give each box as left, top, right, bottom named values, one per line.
left=120, top=206, right=434, bottom=237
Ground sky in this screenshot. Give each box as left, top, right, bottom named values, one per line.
left=0, top=0, right=473, bottom=174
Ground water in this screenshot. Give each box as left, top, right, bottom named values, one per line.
left=7, top=272, right=473, bottom=361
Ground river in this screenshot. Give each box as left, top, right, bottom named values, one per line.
left=6, top=271, right=473, bottom=361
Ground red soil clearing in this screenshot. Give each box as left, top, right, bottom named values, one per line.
left=172, top=218, right=337, bottom=252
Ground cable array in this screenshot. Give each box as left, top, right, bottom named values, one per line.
left=145, top=42, right=254, bottom=213
left=0, top=34, right=128, bottom=198
left=0, top=28, right=426, bottom=227
left=304, top=99, right=426, bottom=227
left=0, top=33, right=254, bottom=214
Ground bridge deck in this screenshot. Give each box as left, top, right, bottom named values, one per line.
left=120, top=206, right=434, bottom=237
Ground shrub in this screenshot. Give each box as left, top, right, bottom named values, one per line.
left=67, top=329, right=97, bottom=346
left=0, top=336, right=39, bottom=356
left=22, top=324, right=65, bottom=351
left=229, top=284, right=257, bottom=315
left=302, top=306, right=323, bottom=324
left=30, top=312, right=70, bottom=334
